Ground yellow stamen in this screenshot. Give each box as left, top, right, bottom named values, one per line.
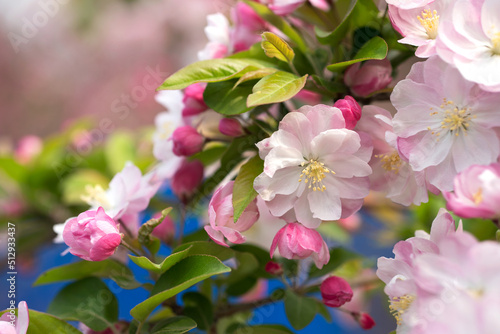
left=375, top=152, right=402, bottom=174
left=473, top=188, right=483, bottom=205
left=417, top=9, right=439, bottom=40
left=81, top=184, right=110, bottom=207
left=389, top=295, right=415, bottom=326
left=298, top=159, right=334, bottom=192
left=492, top=33, right=500, bottom=56
left=429, top=99, right=475, bottom=139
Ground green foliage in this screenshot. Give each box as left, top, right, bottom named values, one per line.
left=181, top=292, right=213, bottom=330
left=261, top=32, right=295, bottom=63
left=34, top=259, right=140, bottom=290
left=235, top=68, right=279, bottom=87
left=327, top=36, right=388, bottom=72
left=150, top=316, right=198, bottom=334
left=247, top=71, right=308, bottom=107
left=315, top=0, right=358, bottom=45
left=309, top=247, right=359, bottom=278
left=0, top=309, right=82, bottom=334
left=48, top=277, right=119, bottom=331
left=284, top=290, right=318, bottom=330
left=130, top=255, right=231, bottom=322
left=128, top=245, right=191, bottom=275
left=232, top=155, right=264, bottom=222
left=228, top=324, right=295, bottom=334
left=204, top=80, right=254, bottom=115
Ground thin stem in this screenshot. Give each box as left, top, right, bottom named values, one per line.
left=118, top=219, right=134, bottom=238
left=120, top=240, right=141, bottom=257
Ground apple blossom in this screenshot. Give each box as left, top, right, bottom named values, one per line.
left=355, top=312, right=376, bottom=330
left=0, top=301, right=29, bottom=334
left=15, top=135, right=42, bottom=164
left=321, top=276, right=354, bottom=307
left=63, top=207, right=122, bottom=261
left=171, top=159, right=204, bottom=203
left=182, top=83, right=208, bottom=117
left=344, top=59, right=392, bottom=97
left=388, top=0, right=451, bottom=57
left=205, top=181, right=259, bottom=246
left=254, top=104, right=372, bottom=228
left=265, top=261, right=284, bottom=275
left=436, top=0, right=500, bottom=92
left=391, top=56, right=500, bottom=192
left=385, top=0, right=435, bottom=10
left=270, top=223, right=330, bottom=269
left=444, top=163, right=500, bottom=220
left=333, top=95, right=362, bottom=130
left=219, top=118, right=245, bottom=137
left=258, top=0, right=330, bottom=15
left=231, top=2, right=267, bottom=52
left=171, top=126, right=204, bottom=156
left=198, top=13, right=230, bottom=60
left=356, top=105, right=436, bottom=206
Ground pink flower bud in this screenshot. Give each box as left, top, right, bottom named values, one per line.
left=171, top=159, right=204, bottom=202
left=270, top=223, right=330, bottom=269
left=182, top=83, right=208, bottom=117
left=171, top=126, right=204, bottom=156
left=320, top=276, right=353, bottom=307
left=205, top=181, right=259, bottom=246
left=15, top=135, right=42, bottom=164
left=219, top=118, right=245, bottom=137
left=333, top=95, right=362, bottom=130
left=344, top=59, right=392, bottom=97
left=444, top=163, right=500, bottom=220
left=231, top=2, right=266, bottom=52
left=355, top=312, right=376, bottom=330
left=265, top=261, right=284, bottom=276
left=151, top=213, right=175, bottom=243
left=62, top=207, right=122, bottom=261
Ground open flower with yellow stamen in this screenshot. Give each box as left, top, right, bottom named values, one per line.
left=391, top=56, right=500, bottom=192
left=254, top=104, right=372, bottom=229
left=356, top=105, right=437, bottom=206
left=388, top=0, right=452, bottom=58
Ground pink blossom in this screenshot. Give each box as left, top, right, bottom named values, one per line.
left=356, top=105, right=436, bottom=206
left=171, top=126, right=204, bottom=156
left=321, top=276, right=353, bottom=307
left=385, top=0, right=435, bottom=10
left=63, top=207, right=122, bottom=261
left=391, top=56, right=500, bottom=192
left=436, top=0, right=500, bottom=92
left=198, top=13, right=231, bottom=60
left=388, top=0, right=451, bottom=57
left=205, top=181, right=259, bottom=246
left=15, top=135, right=42, bottom=164
left=171, top=159, right=204, bottom=203
left=444, top=163, right=500, bottom=220
left=344, top=59, right=392, bottom=97
left=182, top=83, right=208, bottom=117
left=0, top=301, right=29, bottom=334
left=355, top=312, right=376, bottom=330
left=261, top=0, right=330, bottom=15
left=219, top=118, right=245, bottom=137
left=333, top=95, right=362, bottom=130
left=294, top=89, right=322, bottom=105
left=337, top=213, right=362, bottom=232
left=254, top=104, right=372, bottom=228
left=270, top=223, right=330, bottom=269
left=265, top=261, right=284, bottom=275
left=231, top=2, right=267, bottom=52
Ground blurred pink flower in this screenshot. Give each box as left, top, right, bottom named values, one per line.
left=344, top=59, right=392, bottom=97
left=321, top=276, right=353, bottom=308
left=63, top=207, right=122, bottom=261
left=219, top=118, right=245, bottom=137
left=171, top=159, right=204, bottom=203
left=333, top=95, right=362, bottom=130
left=260, top=0, right=330, bottom=15
left=385, top=0, right=434, bottom=10
left=355, top=312, right=375, bottom=330
left=182, top=83, right=208, bottom=117
left=0, top=301, right=29, bottom=334
left=270, top=222, right=330, bottom=269
left=205, top=181, right=259, bottom=246
left=265, top=261, right=284, bottom=275
left=231, top=2, right=267, bottom=52
left=171, top=126, right=204, bottom=156
left=444, top=163, right=500, bottom=220
left=392, top=56, right=500, bottom=192
left=198, top=13, right=231, bottom=60
left=254, top=104, right=372, bottom=228
left=356, top=105, right=436, bottom=206
left=15, top=135, right=42, bottom=164
left=437, top=0, right=500, bottom=92
left=388, top=0, right=451, bottom=57
left=151, top=212, right=175, bottom=243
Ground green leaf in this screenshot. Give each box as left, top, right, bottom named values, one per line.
left=34, top=259, right=140, bottom=290
left=316, top=301, right=333, bottom=323
left=232, top=155, right=264, bottom=223
left=138, top=207, right=173, bottom=248
left=247, top=71, right=308, bottom=107
left=327, top=36, right=388, bottom=72
left=284, top=290, right=318, bottom=330
left=203, top=80, right=253, bottom=115
left=158, top=59, right=272, bottom=90
left=174, top=241, right=235, bottom=262
left=235, top=68, right=279, bottom=87
left=226, top=276, right=257, bottom=296
left=128, top=246, right=191, bottom=275
left=130, top=255, right=231, bottom=322
left=308, top=247, right=359, bottom=279
left=104, top=131, right=136, bottom=174
left=182, top=292, right=213, bottom=330
left=261, top=32, right=295, bottom=63
left=0, top=309, right=82, bottom=334
left=229, top=324, right=295, bottom=334
left=48, top=277, right=119, bottom=331
left=150, top=316, right=198, bottom=334
left=315, top=0, right=357, bottom=45
left=61, top=169, right=109, bottom=205
left=242, top=0, right=307, bottom=53
left=190, top=142, right=227, bottom=167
